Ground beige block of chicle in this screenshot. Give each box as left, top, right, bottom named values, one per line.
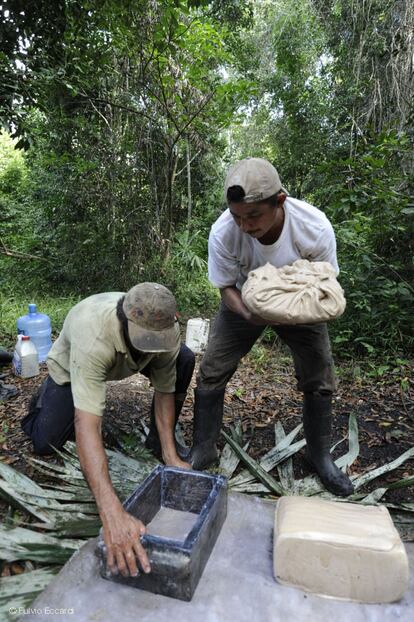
left=241, top=260, right=346, bottom=324
left=273, top=496, right=409, bottom=603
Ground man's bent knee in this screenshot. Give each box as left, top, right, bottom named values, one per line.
left=32, top=436, right=56, bottom=456
left=22, top=375, right=75, bottom=455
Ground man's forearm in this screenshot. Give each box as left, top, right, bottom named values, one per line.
left=74, top=408, right=151, bottom=576
left=220, top=286, right=251, bottom=319
left=220, top=286, right=271, bottom=326
left=154, top=391, right=175, bottom=460
left=154, top=391, right=191, bottom=468
left=74, top=409, right=121, bottom=519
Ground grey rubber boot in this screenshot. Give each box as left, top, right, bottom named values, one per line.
left=145, top=396, right=190, bottom=461
left=191, top=388, right=225, bottom=471
left=303, top=392, right=354, bottom=497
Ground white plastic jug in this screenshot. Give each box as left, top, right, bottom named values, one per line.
left=12, top=335, right=39, bottom=378
left=185, top=318, right=210, bottom=354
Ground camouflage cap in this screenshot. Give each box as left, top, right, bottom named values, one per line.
left=123, top=283, right=178, bottom=352
left=224, top=157, right=286, bottom=203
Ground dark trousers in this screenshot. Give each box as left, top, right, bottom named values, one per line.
left=22, top=344, right=195, bottom=455
left=197, top=302, right=336, bottom=394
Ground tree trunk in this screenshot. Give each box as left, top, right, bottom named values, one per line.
left=186, top=139, right=192, bottom=231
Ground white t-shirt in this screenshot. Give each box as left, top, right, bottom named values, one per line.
left=208, top=197, right=339, bottom=289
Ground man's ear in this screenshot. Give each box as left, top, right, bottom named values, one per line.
left=277, top=192, right=287, bottom=206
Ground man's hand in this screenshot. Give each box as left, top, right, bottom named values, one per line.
left=246, top=311, right=269, bottom=326
left=220, top=286, right=280, bottom=326
left=102, top=507, right=150, bottom=578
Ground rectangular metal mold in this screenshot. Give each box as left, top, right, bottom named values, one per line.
left=96, top=466, right=228, bottom=601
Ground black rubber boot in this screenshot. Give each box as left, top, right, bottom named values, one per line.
left=303, top=392, right=354, bottom=497
left=145, top=397, right=189, bottom=461
left=191, top=388, right=225, bottom=471
left=0, top=349, right=13, bottom=367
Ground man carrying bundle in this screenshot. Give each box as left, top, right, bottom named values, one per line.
left=191, top=157, right=353, bottom=497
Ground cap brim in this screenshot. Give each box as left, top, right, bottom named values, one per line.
left=127, top=320, right=179, bottom=353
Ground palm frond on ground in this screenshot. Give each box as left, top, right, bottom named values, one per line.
left=220, top=414, right=414, bottom=536
left=0, top=442, right=159, bottom=620
left=1, top=417, right=413, bottom=619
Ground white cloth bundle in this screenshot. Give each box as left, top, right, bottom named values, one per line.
left=241, top=260, right=346, bottom=324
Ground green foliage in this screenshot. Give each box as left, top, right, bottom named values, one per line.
left=163, top=229, right=219, bottom=318
left=318, top=130, right=414, bottom=355
left=0, top=0, right=412, bottom=358
left=0, top=131, right=28, bottom=216
left=0, top=0, right=251, bottom=294
left=173, top=230, right=207, bottom=272
left=0, top=1, right=67, bottom=145
left=226, top=1, right=413, bottom=356
left=335, top=356, right=412, bottom=394
left=229, top=0, right=331, bottom=196
left=310, top=0, right=413, bottom=134
left=247, top=343, right=269, bottom=373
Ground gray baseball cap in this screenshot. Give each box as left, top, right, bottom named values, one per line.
left=224, top=157, right=286, bottom=203
left=123, top=283, right=178, bottom=352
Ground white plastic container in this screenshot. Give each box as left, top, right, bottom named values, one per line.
left=185, top=318, right=210, bottom=354
left=12, top=335, right=39, bottom=378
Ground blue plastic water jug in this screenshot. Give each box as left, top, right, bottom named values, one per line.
left=17, top=303, right=52, bottom=363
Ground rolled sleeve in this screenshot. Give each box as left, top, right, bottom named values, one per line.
left=147, top=346, right=179, bottom=393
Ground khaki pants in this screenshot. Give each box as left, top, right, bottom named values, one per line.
left=197, top=302, right=336, bottom=394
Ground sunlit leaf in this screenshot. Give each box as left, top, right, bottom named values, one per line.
left=352, top=447, right=414, bottom=490
left=274, top=421, right=295, bottom=491
left=219, top=422, right=247, bottom=478
left=335, top=413, right=360, bottom=471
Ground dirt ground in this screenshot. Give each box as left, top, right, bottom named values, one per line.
left=1, top=344, right=413, bottom=509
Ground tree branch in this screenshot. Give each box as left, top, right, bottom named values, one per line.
left=171, top=91, right=215, bottom=149
left=0, top=238, right=48, bottom=261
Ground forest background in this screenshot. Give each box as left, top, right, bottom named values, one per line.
left=0, top=0, right=413, bottom=367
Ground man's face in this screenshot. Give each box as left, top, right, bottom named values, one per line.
left=228, top=201, right=279, bottom=240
